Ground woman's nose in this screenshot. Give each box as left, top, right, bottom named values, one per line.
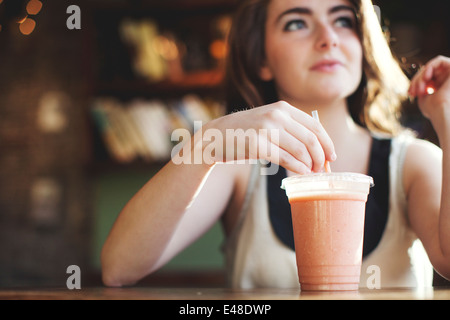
left=315, top=24, right=339, bottom=51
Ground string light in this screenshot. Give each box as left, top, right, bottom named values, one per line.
left=26, top=0, right=42, bottom=15
left=19, top=17, right=35, bottom=35
left=15, top=0, right=43, bottom=35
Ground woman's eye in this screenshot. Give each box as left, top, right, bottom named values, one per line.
left=284, top=20, right=306, bottom=31
left=335, top=17, right=354, bottom=28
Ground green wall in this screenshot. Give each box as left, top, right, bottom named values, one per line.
left=91, top=167, right=225, bottom=271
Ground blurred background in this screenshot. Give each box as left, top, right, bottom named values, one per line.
left=0, top=0, right=449, bottom=288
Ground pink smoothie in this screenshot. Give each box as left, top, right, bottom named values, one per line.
left=289, top=193, right=367, bottom=291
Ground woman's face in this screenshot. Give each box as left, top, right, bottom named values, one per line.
left=261, top=0, right=363, bottom=108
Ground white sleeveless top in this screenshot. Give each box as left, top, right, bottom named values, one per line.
left=224, top=134, right=433, bottom=289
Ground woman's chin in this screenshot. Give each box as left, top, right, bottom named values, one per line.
left=309, top=75, right=359, bottom=97
left=305, top=90, right=352, bottom=105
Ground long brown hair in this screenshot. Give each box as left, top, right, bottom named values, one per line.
left=224, top=0, right=410, bottom=136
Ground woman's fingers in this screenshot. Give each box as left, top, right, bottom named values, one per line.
left=276, top=130, right=313, bottom=171
left=410, top=56, right=450, bottom=97
left=283, top=104, right=336, bottom=162
left=206, top=101, right=336, bottom=173
left=260, top=101, right=336, bottom=173
left=282, top=123, right=327, bottom=172
left=256, top=134, right=312, bottom=174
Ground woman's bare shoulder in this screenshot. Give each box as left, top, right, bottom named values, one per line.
left=403, top=137, right=442, bottom=196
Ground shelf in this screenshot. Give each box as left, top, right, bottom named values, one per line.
left=86, top=0, right=232, bottom=166
left=94, top=69, right=224, bottom=98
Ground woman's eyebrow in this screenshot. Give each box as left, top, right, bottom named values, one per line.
left=276, top=7, right=312, bottom=24
left=276, top=5, right=355, bottom=24
left=329, top=5, right=355, bottom=15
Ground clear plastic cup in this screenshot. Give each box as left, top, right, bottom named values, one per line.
left=281, top=172, right=374, bottom=291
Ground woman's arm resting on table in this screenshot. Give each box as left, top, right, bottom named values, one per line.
left=101, top=161, right=236, bottom=287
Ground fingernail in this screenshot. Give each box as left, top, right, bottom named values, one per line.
left=331, top=152, right=337, bottom=161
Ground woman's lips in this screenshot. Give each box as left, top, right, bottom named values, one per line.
left=310, top=60, right=343, bottom=72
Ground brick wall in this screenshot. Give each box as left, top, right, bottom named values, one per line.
left=0, top=0, right=94, bottom=287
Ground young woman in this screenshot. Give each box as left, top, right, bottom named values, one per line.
left=101, top=0, right=450, bottom=288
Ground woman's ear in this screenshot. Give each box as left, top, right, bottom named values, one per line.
left=259, top=63, right=274, bottom=81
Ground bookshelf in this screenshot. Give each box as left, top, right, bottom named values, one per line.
left=85, top=0, right=238, bottom=282
left=86, top=0, right=237, bottom=166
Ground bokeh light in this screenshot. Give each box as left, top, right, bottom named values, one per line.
left=19, top=17, right=36, bottom=35
left=26, top=0, right=43, bottom=15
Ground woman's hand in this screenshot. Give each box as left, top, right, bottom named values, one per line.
left=191, top=101, right=337, bottom=174
left=409, top=55, right=450, bottom=136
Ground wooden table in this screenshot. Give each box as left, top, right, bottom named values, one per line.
left=1, top=286, right=449, bottom=300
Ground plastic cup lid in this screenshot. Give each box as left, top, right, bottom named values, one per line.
left=281, top=172, right=374, bottom=199
left=281, top=172, right=374, bottom=189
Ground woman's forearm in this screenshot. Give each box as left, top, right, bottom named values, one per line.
left=101, top=159, right=215, bottom=287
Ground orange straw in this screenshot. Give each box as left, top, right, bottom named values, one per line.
left=312, top=110, right=331, bottom=173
